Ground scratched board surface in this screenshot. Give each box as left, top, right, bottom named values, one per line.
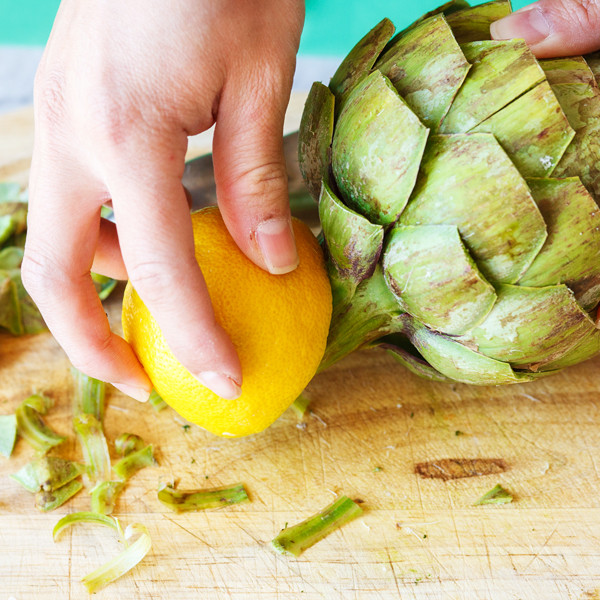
left=2, top=103, right=600, bottom=600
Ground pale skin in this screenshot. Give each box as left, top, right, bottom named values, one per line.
left=24, top=0, right=304, bottom=402
left=23, top=0, right=600, bottom=403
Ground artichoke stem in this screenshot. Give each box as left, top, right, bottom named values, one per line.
left=71, top=367, right=106, bottom=423
left=318, top=265, right=406, bottom=372
left=270, top=495, right=363, bottom=557
left=157, top=481, right=249, bottom=512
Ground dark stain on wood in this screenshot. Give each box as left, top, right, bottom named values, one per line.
left=414, top=458, right=508, bottom=481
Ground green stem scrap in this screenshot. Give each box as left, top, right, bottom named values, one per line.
left=113, top=445, right=157, bottom=481
left=473, top=484, right=513, bottom=506
left=290, top=393, right=312, bottom=419
left=114, top=433, right=145, bottom=457
left=91, top=481, right=126, bottom=515
left=91, top=273, right=118, bottom=301
left=81, top=522, right=151, bottom=593
left=157, top=480, right=249, bottom=512
left=0, top=413, right=17, bottom=458
left=36, top=479, right=83, bottom=511
left=270, top=495, right=363, bottom=557
left=71, top=368, right=106, bottom=422
left=148, top=390, right=168, bottom=413
left=74, top=413, right=111, bottom=486
left=16, top=394, right=66, bottom=454
left=53, top=511, right=121, bottom=541
left=53, top=512, right=151, bottom=593
left=10, top=457, right=84, bottom=493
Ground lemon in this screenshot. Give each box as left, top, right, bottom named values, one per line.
left=122, top=207, right=332, bottom=437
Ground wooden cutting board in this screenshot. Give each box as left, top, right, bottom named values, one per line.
left=2, top=98, right=600, bottom=600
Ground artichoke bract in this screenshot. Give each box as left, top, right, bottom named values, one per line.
left=300, top=0, right=600, bottom=385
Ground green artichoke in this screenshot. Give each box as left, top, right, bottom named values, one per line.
left=0, top=183, right=118, bottom=336
left=299, top=0, right=600, bottom=385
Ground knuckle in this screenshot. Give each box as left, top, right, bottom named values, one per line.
left=34, top=67, right=68, bottom=132
left=250, top=162, right=289, bottom=204
left=230, top=161, right=289, bottom=210
left=20, top=251, right=60, bottom=299
left=84, top=94, right=172, bottom=157
left=33, top=60, right=140, bottom=150
left=166, top=316, right=220, bottom=363
left=127, top=258, right=190, bottom=305
left=86, top=95, right=136, bottom=148
left=572, top=0, right=600, bottom=30
left=69, top=337, right=112, bottom=377
left=21, top=245, right=81, bottom=304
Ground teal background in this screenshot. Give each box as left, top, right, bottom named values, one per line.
left=0, top=0, right=61, bottom=45
left=301, top=0, right=529, bottom=55
left=1, top=0, right=531, bottom=53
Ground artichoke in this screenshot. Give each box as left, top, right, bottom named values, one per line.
left=300, top=0, right=600, bottom=385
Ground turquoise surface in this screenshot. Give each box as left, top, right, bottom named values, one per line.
left=0, top=0, right=530, bottom=51
left=0, top=0, right=61, bottom=45
left=301, top=0, right=528, bottom=56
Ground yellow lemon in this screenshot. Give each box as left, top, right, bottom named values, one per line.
left=122, top=206, right=332, bottom=437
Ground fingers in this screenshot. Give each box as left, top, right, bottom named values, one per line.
left=212, top=70, right=299, bottom=275
left=22, top=160, right=152, bottom=402
left=92, top=218, right=128, bottom=280
left=102, top=137, right=242, bottom=399
left=491, top=0, right=600, bottom=57
left=91, top=188, right=193, bottom=279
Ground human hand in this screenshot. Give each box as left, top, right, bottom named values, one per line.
left=491, top=0, right=600, bottom=57
left=22, top=0, right=304, bottom=401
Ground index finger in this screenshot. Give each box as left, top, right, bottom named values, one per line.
left=101, top=134, right=243, bottom=400
left=22, top=156, right=152, bottom=401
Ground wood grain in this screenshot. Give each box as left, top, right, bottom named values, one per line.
left=2, top=98, right=600, bottom=600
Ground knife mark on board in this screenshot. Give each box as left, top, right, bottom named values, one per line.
left=415, top=458, right=508, bottom=481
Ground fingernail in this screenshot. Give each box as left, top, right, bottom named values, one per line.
left=111, top=382, right=150, bottom=403
left=490, top=6, right=550, bottom=45
left=256, top=218, right=299, bottom=275
left=197, top=371, right=242, bottom=400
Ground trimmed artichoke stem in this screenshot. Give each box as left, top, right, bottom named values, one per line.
left=112, top=445, right=157, bottom=481
left=318, top=264, right=406, bottom=372
left=91, top=481, right=126, bottom=515
left=157, top=482, right=249, bottom=512
left=270, top=495, right=363, bottom=557
left=0, top=413, right=17, bottom=458
left=74, top=413, right=112, bottom=486
left=16, top=395, right=66, bottom=454
left=36, top=479, right=83, bottom=511
left=149, top=390, right=168, bottom=412
left=71, top=368, right=106, bottom=423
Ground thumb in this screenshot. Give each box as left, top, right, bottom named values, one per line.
left=491, top=0, right=600, bottom=58
left=212, top=71, right=299, bottom=275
